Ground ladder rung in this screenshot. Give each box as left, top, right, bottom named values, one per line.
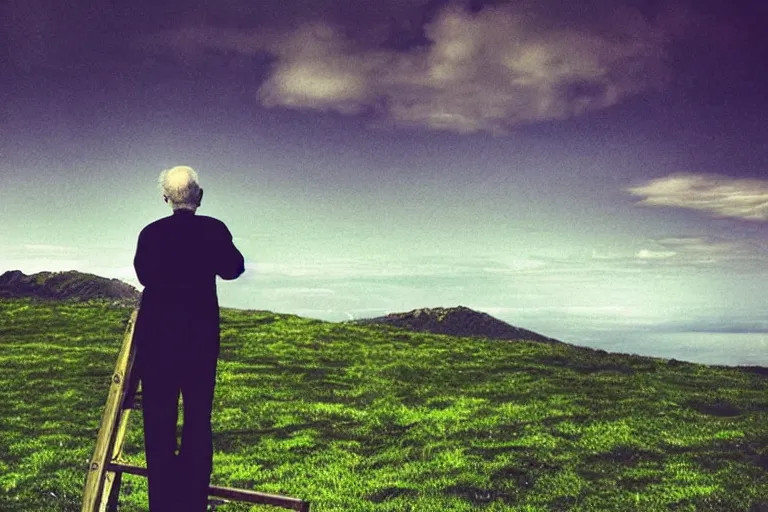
left=107, top=462, right=147, bottom=477
left=106, top=462, right=310, bottom=511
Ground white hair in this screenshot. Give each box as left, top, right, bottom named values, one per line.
left=158, top=166, right=201, bottom=210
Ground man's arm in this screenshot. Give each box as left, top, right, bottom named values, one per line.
left=217, top=224, right=245, bottom=280
left=133, top=228, right=161, bottom=287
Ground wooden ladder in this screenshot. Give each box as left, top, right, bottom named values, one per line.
left=81, top=308, right=310, bottom=511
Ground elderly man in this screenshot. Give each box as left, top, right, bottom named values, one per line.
left=133, top=166, right=245, bottom=511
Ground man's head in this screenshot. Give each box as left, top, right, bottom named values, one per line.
left=158, top=166, right=204, bottom=211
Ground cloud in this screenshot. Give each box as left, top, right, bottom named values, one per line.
left=481, top=258, right=547, bottom=272
left=251, top=257, right=503, bottom=279
left=257, top=23, right=379, bottom=113
left=267, top=287, right=336, bottom=298
left=22, top=244, right=81, bottom=254
left=589, top=235, right=757, bottom=267
left=632, top=236, right=755, bottom=266
left=633, top=235, right=767, bottom=268
left=378, top=4, right=667, bottom=132
left=628, top=174, right=768, bottom=221
left=651, top=237, right=740, bottom=254
left=137, top=3, right=671, bottom=133
left=635, top=249, right=677, bottom=259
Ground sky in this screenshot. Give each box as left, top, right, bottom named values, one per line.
left=2, top=0, right=768, bottom=365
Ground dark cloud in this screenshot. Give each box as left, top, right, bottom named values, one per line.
left=3, top=0, right=765, bottom=132
left=135, top=1, right=678, bottom=132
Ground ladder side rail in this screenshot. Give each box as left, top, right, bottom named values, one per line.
left=101, top=335, right=141, bottom=512
left=81, top=309, right=139, bottom=512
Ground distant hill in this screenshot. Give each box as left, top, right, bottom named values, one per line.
left=0, top=270, right=140, bottom=304
left=356, top=306, right=561, bottom=344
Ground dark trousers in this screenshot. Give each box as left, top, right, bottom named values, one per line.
left=140, top=342, right=218, bottom=511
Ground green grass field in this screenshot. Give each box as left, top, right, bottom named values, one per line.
left=2, top=298, right=768, bottom=511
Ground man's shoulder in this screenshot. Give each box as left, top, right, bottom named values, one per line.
left=193, top=214, right=226, bottom=225
left=191, top=214, right=231, bottom=234
left=140, top=213, right=229, bottom=236
left=139, top=217, right=163, bottom=237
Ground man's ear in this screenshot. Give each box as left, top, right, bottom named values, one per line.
left=198, top=188, right=204, bottom=205
left=163, top=195, right=168, bottom=203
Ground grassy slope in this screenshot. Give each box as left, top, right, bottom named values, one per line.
left=1, top=298, right=768, bottom=511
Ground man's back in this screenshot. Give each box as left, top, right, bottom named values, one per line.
left=134, top=209, right=245, bottom=348
left=135, top=209, right=244, bottom=296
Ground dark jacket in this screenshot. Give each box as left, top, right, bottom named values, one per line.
left=133, top=209, right=245, bottom=360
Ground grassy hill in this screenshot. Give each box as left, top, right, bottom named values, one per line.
left=2, top=298, right=768, bottom=511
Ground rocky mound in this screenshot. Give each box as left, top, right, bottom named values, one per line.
left=357, top=306, right=560, bottom=344
left=0, top=270, right=140, bottom=304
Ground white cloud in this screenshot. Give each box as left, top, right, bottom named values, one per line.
left=267, top=287, right=336, bottom=297
left=636, top=249, right=677, bottom=259
left=628, top=174, right=768, bottom=221
left=251, top=258, right=494, bottom=279
left=631, top=235, right=768, bottom=268
left=138, top=4, right=669, bottom=133
left=257, top=23, right=378, bottom=113
left=652, top=237, right=740, bottom=255
left=481, top=258, right=547, bottom=272
left=585, top=237, right=758, bottom=268
left=22, top=244, right=81, bottom=254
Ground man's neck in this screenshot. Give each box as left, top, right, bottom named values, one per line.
left=172, top=208, right=196, bottom=214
